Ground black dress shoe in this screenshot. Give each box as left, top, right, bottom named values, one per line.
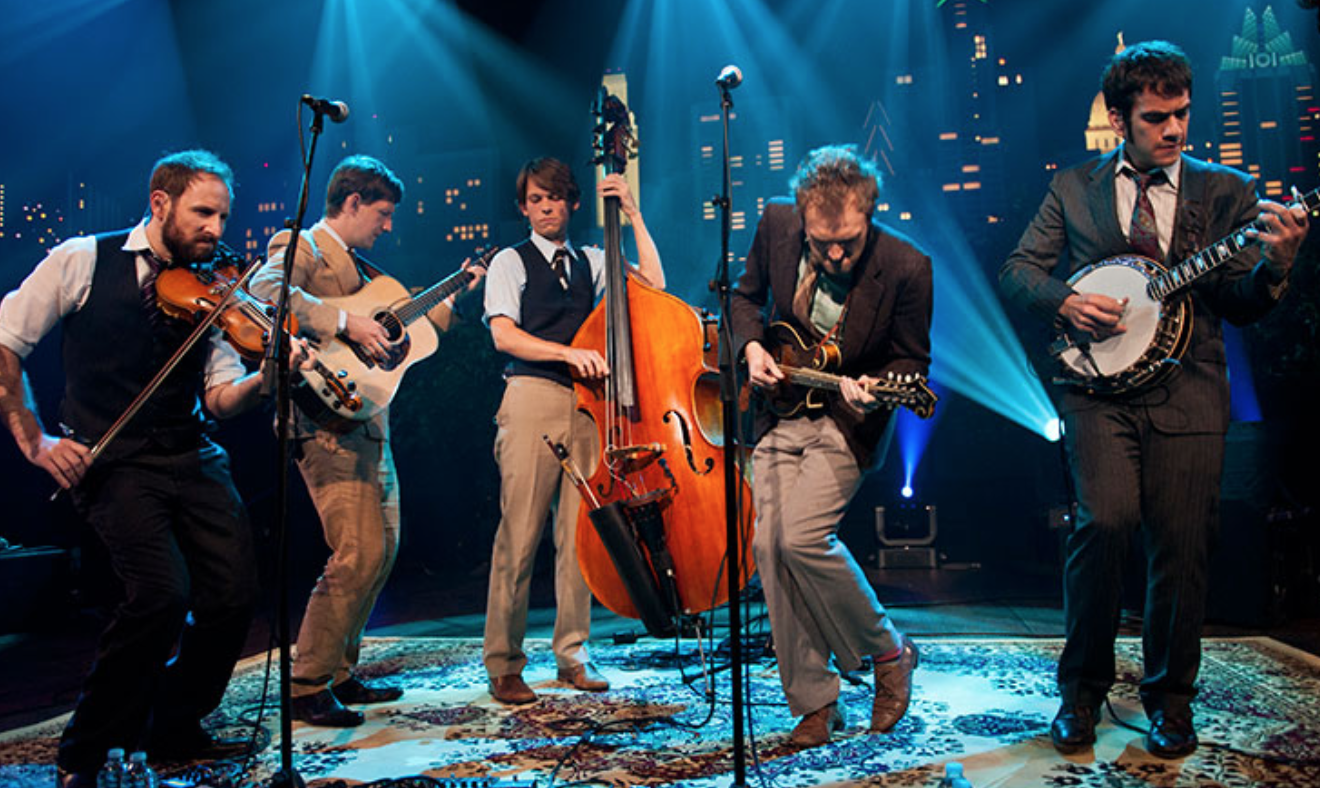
left=332, top=676, right=404, bottom=705
left=290, top=689, right=365, bottom=728
left=1050, top=703, right=1098, bottom=754
left=149, top=723, right=253, bottom=761
left=1147, top=709, right=1197, bottom=759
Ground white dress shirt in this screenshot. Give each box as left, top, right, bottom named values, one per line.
left=0, top=220, right=245, bottom=389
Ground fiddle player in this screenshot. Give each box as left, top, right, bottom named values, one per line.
left=728, top=145, right=929, bottom=747
left=0, top=150, right=307, bottom=785
left=999, top=41, right=1309, bottom=759
left=249, top=154, right=484, bottom=727
left=481, top=157, right=663, bottom=704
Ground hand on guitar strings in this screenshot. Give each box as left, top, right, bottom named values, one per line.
left=342, top=311, right=392, bottom=362
left=1059, top=291, right=1129, bottom=342
left=459, top=257, right=487, bottom=292
left=1248, top=197, right=1311, bottom=281
left=743, top=341, right=786, bottom=390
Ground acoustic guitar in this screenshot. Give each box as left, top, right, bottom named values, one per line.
left=292, top=247, right=495, bottom=427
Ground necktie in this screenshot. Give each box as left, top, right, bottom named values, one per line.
left=551, top=248, right=570, bottom=291
left=791, top=259, right=819, bottom=331
left=1126, top=169, right=1166, bottom=260
left=140, top=248, right=166, bottom=316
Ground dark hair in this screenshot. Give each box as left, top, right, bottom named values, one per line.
left=325, top=155, right=404, bottom=217
left=1102, top=40, right=1193, bottom=124
left=789, top=145, right=881, bottom=218
left=516, top=157, right=580, bottom=206
left=149, top=149, right=233, bottom=200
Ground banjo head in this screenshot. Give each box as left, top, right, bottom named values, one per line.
left=1058, top=256, right=1166, bottom=380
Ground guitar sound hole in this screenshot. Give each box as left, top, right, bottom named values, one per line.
left=376, top=312, right=404, bottom=342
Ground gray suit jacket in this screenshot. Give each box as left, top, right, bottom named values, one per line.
left=999, top=150, right=1286, bottom=435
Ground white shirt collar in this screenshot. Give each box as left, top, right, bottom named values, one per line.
left=123, top=219, right=153, bottom=254
left=529, top=231, right=576, bottom=263
left=1115, top=145, right=1182, bottom=190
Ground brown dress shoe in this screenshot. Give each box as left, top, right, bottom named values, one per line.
left=557, top=663, right=610, bottom=691
left=489, top=673, right=537, bottom=705
left=871, top=635, right=919, bottom=732
left=789, top=702, right=846, bottom=747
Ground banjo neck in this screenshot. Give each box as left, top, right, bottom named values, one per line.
left=1150, top=186, right=1320, bottom=301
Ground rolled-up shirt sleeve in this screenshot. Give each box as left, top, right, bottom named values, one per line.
left=0, top=235, right=98, bottom=358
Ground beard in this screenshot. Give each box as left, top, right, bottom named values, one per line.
left=160, top=208, right=217, bottom=265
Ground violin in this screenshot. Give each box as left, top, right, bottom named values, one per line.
left=154, top=244, right=298, bottom=360
left=154, top=246, right=360, bottom=415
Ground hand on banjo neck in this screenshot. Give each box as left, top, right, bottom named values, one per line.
left=1060, top=192, right=1311, bottom=344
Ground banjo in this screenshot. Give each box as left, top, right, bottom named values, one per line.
left=1051, top=186, right=1318, bottom=395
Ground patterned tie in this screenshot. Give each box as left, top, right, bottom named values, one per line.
left=140, top=248, right=166, bottom=316
left=1126, top=169, right=1166, bottom=260
left=791, top=259, right=820, bottom=332
left=551, top=248, right=570, bottom=291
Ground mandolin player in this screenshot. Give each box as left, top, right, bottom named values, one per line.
left=998, top=41, right=1310, bottom=760
left=728, top=145, right=931, bottom=748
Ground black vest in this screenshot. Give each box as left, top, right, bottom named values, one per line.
left=505, top=240, right=594, bottom=387
left=60, top=231, right=210, bottom=460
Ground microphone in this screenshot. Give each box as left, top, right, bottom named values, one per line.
left=715, top=64, right=743, bottom=90
left=301, top=94, right=350, bottom=123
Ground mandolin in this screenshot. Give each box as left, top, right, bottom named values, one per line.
left=764, top=321, right=937, bottom=419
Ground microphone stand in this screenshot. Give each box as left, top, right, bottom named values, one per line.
left=263, top=105, right=331, bottom=788
left=709, top=79, right=748, bottom=788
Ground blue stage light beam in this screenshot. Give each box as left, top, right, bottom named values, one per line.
left=313, top=0, right=580, bottom=161
left=601, top=0, right=1058, bottom=461
left=1224, top=324, right=1263, bottom=422
left=0, top=0, right=132, bottom=69
left=925, top=224, right=1059, bottom=441
left=895, top=384, right=944, bottom=499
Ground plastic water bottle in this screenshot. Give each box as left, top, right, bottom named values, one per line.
left=95, top=748, right=126, bottom=788
left=938, top=761, right=973, bottom=787
left=122, top=751, right=158, bottom=788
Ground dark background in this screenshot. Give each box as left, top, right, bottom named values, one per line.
left=2, top=0, right=1318, bottom=636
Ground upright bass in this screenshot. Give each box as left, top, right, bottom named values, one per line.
left=568, top=88, right=755, bottom=638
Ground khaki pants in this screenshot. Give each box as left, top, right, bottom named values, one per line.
left=291, top=427, right=400, bottom=696
left=484, top=376, right=597, bottom=678
left=752, top=415, right=900, bottom=716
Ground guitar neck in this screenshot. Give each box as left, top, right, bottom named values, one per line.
left=1150, top=186, right=1319, bottom=300
left=394, top=269, right=474, bottom=327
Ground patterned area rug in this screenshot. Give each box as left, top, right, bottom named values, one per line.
left=3, top=636, right=1318, bottom=787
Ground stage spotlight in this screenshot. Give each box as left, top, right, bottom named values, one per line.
left=901, top=484, right=914, bottom=499
left=1043, top=417, right=1063, bottom=443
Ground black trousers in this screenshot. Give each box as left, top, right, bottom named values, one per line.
left=58, top=439, right=258, bottom=773
left=1058, top=401, right=1224, bottom=717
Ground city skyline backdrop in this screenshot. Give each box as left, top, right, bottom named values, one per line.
left=1, top=0, right=1317, bottom=605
